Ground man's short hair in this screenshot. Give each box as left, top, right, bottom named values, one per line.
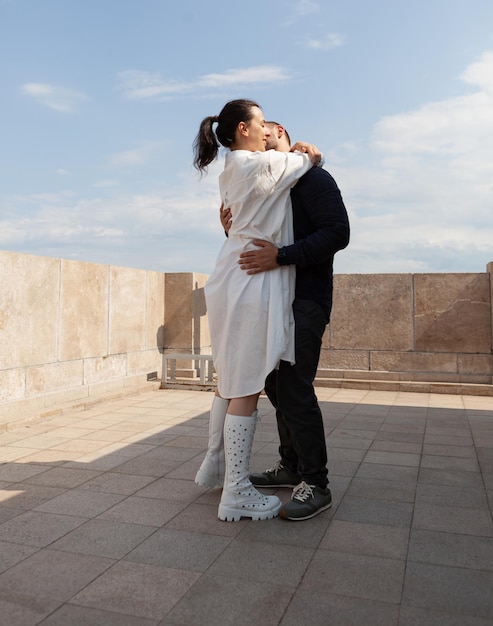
left=266, top=121, right=291, bottom=146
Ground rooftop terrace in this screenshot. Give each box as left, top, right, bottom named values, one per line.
left=0, top=386, right=492, bottom=625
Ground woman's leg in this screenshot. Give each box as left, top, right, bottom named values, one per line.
left=219, top=393, right=281, bottom=522
left=227, top=394, right=260, bottom=416
left=195, top=391, right=230, bottom=488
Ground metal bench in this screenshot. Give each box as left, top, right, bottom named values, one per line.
left=161, top=353, right=215, bottom=386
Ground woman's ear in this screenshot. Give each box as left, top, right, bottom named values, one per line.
left=238, top=121, right=248, bottom=136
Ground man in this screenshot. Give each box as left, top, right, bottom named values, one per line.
left=222, top=122, right=350, bottom=520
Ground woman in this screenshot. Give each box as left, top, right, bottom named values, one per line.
left=193, top=99, right=321, bottom=522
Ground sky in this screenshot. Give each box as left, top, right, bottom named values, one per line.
left=1, top=0, right=493, bottom=276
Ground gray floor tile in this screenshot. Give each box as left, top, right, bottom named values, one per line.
left=125, top=527, right=231, bottom=572
left=415, top=482, right=490, bottom=510
left=23, top=467, right=102, bottom=488
left=134, top=477, right=208, bottom=502
left=236, top=512, right=330, bottom=548
left=402, top=561, right=493, bottom=619
left=477, top=447, right=493, bottom=472
left=97, top=495, right=187, bottom=527
left=0, top=505, right=24, bottom=524
left=206, top=538, right=313, bottom=587
left=111, top=456, right=186, bottom=477
left=0, top=540, right=39, bottom=574
left=0, top=592, right=62, bottom=626
left=49, top=518, right=156, bottom=559
left=346, top=477, right=416, bottom=503
left=0, top=549, right=114, bottom=602
left=327, top=447, right=367, bottom=461
left=420, top=454, right=480, bottom=472
left=321, top=520, right=409, bottom=559
left=355, top=462, right=419, bottom=483
left=0, top=464, right=49, bottom=483
left=418, top=467, right=485, bottom=488
left=363, top=450, right=421, bottom=467
left=336, top=496, right=414, bottom=527
left=34, top=489, right=125, bottom=518
left=399, top=605, right=493, bottom=625
left=71, top=560, right=199, bottom=620
left=77, top=471, right=156, bottom=495
left=412, top=502, right=493, bottom=536
left=374, top=431, right=424, bottom=444
left=40, top=603, right=159, bottom=625
left=408, top=528, right=493, bottom=570
left=166, top=572, right=294, bottom=626
left=0, top=484, right=67, bottom=510
left=370, top=440, right=422, bottom=454
left=301, top=549, right=405, bottom=603
left=1, top=388, right=493, bottom=624
left=422, top=443, right=477, bottom=458
left=281, top=590, right=399, bottom=626
left=0, top=510, right=87, bottom=546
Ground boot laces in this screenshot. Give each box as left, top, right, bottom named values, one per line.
left=292, top=481, right=315, bottom=502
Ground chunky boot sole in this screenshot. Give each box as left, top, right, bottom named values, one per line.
left=218, top=498, right=282, bottom=522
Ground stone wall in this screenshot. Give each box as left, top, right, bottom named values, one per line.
left=322, top=271, right=493, bottom=385
left=1, top=250, right=492, bottom=427
left=0, top=251, right=167, bottom=427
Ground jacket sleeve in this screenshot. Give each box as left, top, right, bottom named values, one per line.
left=282, top=167, right=350, bottom=267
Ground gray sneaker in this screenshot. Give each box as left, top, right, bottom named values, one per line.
left=249, top=460, right=301, bottom=488
left=280, top=481, right=332, bottom=521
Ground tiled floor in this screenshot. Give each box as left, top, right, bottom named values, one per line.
left=0, top=387, right=492, bottom=625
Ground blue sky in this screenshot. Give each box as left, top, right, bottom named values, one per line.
left=2, top=0, right=493, bottom=275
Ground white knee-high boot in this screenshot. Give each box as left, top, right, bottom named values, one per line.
left=218, top=413, right=282, bottom=522
left=194, top=396, right=229, bottom=488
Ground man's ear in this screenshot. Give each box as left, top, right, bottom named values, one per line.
left=277, top=125, right=285, bottom=138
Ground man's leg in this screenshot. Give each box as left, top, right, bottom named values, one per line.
left=264, top=369, right=298, bottom=473
left=276, top=299, right=328, bottom=488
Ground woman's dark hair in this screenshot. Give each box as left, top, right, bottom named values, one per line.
left=193, top=98, right=260, bottom=172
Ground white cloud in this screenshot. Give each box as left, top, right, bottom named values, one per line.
left=22, top=83, right=88, bottom=112
left=333, top=51, right=493, bottom=273
left=117, top=66, right=291, bottom=101
left=93, top=179, right=119, bottom=188
left=461, top=50, right=493, bottom=94
left=305, top=33, right=344, bottom=50
left=115, top=70, right=189, bottom=99
left=0, top=162, right=226, bottom=272
left=284, top=0, right=320, bottom=25
left=8, top=53, right=493, bottom=276
left=108, top=142, right=161, bottom=166
left=198, top=66, right=290, bottom=88
left=56, top=169, right=70, bottom=176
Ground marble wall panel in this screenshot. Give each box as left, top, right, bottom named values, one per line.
left=0, top=251, right=59, bottom=369
left=0, top=368, right=25, bottom=402
left=145, top=271, right=165, bottom=351
left=127, top=349, right=162, bottom=375
left=414, top=273, right=491, bottom=353
left=58, top=259, right=109, bottom=361
left=109, top=266, right=147, bottom=354
left=164, top=273, right=209, bottom=353
left=330, top=274, right=414, bottom=350
left=164, top=273, right=193, bottom=350
left=319, top=349, right=370, bottom=370
left=26, top=360, right=83, bottom=395
left=192, top=274, right=210, bottom=352
left=84, top=353, right=127, bottom=384
left=371, top=351, right=457, bottom=373
left=458, top=353, right=493, bottom=375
